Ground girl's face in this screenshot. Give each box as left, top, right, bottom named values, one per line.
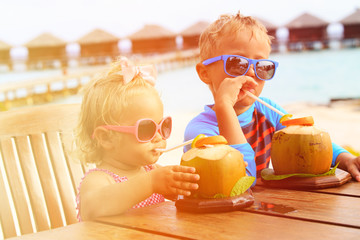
left=103, top=90, right=167, bottom=170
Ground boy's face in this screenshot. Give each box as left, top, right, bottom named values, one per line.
left=198, top=29, right=272, bottom=111
left=102, top=90, right=167, bottom=170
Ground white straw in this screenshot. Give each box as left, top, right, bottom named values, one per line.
left=155, top=138, right=194, bottom=153
left=245, top=90, right=285, bottom=117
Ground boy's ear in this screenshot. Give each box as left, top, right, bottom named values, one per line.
left=196, top=63, right=211, bottom=85
left=93, top=127, right=115, bottom=150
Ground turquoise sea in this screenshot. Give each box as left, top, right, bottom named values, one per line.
left=1, top=48, right=360, bottom=115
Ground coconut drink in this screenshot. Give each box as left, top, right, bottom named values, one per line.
left=180, top=135, right=249, bottom=198
left=271, top=116, right=333, bottom=175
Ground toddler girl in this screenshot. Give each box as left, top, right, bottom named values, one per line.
left=75, top=57, right=199, bottom=221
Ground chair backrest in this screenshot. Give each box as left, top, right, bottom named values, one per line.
left=0, top=103, right=89, bottom=239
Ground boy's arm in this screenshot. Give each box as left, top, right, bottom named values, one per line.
left=213, top=76, right=258, bottom=145
left=214, top=102, right=247, bottom=144
left=213, top=76, right=258, bottom=183
left=231, top=143, right=257, bottom=181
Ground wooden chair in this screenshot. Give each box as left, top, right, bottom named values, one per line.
left=0, top=103, right=90, bottom=239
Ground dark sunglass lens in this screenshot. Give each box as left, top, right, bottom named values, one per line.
left=226, top=56, right=249, bottom=76
left=160, top=117, right=172, bottom=139
left=138, top=120, right=156, bottom=141
left=256, top=61, right=275, bottom=80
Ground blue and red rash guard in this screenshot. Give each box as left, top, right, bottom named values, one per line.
left=184, top=97, right=348, bottom=185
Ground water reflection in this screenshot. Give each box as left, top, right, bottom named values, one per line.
left=252, top=201, right=297, bottom=214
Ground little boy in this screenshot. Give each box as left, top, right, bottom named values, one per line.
left=184, top=11, right=360, bottom=182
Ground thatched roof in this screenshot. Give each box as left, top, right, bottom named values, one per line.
left=255, top=17, right=277, bottom=30
left=340, top=9, right=360, bottom=25
left=285, top=13, right=328, bottom=29
left=0, top=40, right=11, bottom=50
left=25, top=33, right=66, bottom=48
left=77, top=29, right=119, bottom=44
left=128, top=24, right=176, bottom=40
left=180, top=21, right=210, bottom=36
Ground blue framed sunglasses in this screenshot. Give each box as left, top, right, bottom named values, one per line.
left=202, top=55, right=279, bottom=81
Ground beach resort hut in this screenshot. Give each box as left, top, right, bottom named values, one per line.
left=77, top=29, right=120, bottom=64
left=285, top=13, right=329, bottom=50
left=255, top=17, right=279, bottom=51
left=25, top=33, right=67, bottom=69
left=128, top=25, right=177, bottom=54
left=180, top=21, right=209, bottom=50
left=340, top=9, right=360, bottom=41
left=0, top=40, right=12, bottom=70
left=256, top=17, right=277, bottom=39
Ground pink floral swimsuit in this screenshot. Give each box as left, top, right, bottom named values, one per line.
left=76, top=165, right=165, bottom=221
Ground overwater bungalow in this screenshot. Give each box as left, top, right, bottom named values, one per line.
left=340, top=9, right=360, bottom=47
left=255, top=17, right=279, bottom=51
left=285, top=13, right=329, bottom=51
left=25, top=33, right=67, bottom=69
left=77, top=28, right=120, bottom=65
left=180, top=21, right=209, bottom=50
left=256, top=17, right=277, bottom=39
left=0, top=40, right=12, bottom=70
left=128, top=24, right=177, bottom=54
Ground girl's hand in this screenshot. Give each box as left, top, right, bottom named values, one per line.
left=150, top=165, right=200, bottom=196
left=214, top=76, right=258, bottom=108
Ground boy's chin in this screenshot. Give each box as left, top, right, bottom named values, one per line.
left=235, top=97, right=255, bottom=108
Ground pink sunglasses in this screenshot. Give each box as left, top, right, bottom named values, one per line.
left=94, top=117, right=172, bottom=143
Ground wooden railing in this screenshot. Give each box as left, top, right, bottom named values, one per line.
left=0, top=49, right=200, bottom=111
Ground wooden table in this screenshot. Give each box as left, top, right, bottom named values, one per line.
left=7, top=221, right=175, bottom=240
left=94, top=180, right=360, bottom=240
left=9, top=181, right=360, bottom=240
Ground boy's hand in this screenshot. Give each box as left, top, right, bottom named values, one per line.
left=150, top=165, right=200, bottom=196
left=345, top=156, right=360, bottom=182
left=337, top=153, right=360, bottom=182
left=214, top=76, right=258, bottom=108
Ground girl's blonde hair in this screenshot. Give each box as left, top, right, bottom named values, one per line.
left=75, top=60, right=160, bottom=165
left=199, top=11, right=273, bottom=61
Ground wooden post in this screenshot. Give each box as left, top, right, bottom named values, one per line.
left=25, top=88, right=34, bottom=106
left=45, top=84, right=53, bottom=102
left=3, top=91, right=11, bottom=110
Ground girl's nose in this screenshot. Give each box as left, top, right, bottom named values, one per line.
left=152, top=130, right=163, bottom=143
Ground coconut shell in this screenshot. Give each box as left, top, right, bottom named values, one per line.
left=181, top=145, right=246, bottom=198
left=271, top=125, right=333, bottom=175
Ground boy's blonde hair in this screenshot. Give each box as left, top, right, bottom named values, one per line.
left=75, top=60, right=160, bottom=165
left=199, top=11, right=273, bottom=61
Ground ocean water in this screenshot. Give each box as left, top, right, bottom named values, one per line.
left=263, top=48, right=360, bottom=105
left=156, top=48, right=360, bottom=115
left=1, top=48, right=360, bottom=114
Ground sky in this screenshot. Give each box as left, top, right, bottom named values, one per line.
left=0, top=0, right=359, bottom=47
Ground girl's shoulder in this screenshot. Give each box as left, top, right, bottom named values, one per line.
left=84, top=168, right=128, bottom=183
left=78, top=169, right=123, bottom=192
left=83, top=165, right=155, bottom=182
left=77, top=168, right=120, bottom=200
